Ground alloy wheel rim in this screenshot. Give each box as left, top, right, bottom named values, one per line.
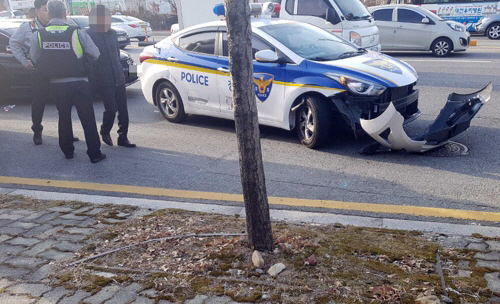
left=435, top=41, right=449, bottom=56
left=160, top=88, right=178, bottom=117
left=489, top=25, right=500, bottom=39
left=299, top=106, right=315, bottom=140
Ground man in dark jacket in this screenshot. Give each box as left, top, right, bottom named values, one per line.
left=87, top=5, right=135, bottom=148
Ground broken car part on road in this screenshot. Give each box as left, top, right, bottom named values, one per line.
left=359, top=82, right=493, bottom=154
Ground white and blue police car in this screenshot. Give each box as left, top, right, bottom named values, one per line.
left=139, top=2, right=421, bottom=149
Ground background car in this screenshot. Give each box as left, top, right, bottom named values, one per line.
left=170, top=23, right=179, bottom=35
left=475, top=13, right=500, bottom=39
left=67, top=16, right=131, bottom=49
left=368, top=4, right=470, bottom=57
left=0, top=10, right=27, bottom=19
left=111, top=15, right=152, bottom=41
left=0, top=22, right=137, bottom=101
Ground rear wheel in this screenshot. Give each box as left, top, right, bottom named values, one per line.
left=295, top=96, right=332, bottom=149
left=431, top=38, right=452, bottom=57
left=487, top=23, right=500, bottom=39
left=155, top=81, right=186, bottom=123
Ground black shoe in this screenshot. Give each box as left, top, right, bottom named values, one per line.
left=73, top=137, right=79, bottom=142
left=101, top=134, right=113, bottom=146
left=65, top=153, right=74, bottom=159
left=117, top=139, right=136, bottom=148
left=33, top=132, right=42, bottom=145
left=90, top=153, right=106, bottom=164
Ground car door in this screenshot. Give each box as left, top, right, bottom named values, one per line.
left=393, top=8, right=432, bottom=50
left=216, top=32, right=285, bottom=124
left=169, top=30, right=220, bottom=113
left=0, top=31, right=31, bottom=100
left=372, top=8, right=395, bottom=50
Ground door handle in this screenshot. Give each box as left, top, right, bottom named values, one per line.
left=167, top=57, right=179, bottom=62
left=217, top=67, right=230, bottom=73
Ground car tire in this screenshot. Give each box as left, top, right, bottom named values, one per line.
left=486, top=23, right=500, bottom=39
left=138, top=37, right=146, bottom=41
left=295, top=95, right=332, bottom=149
left=155, top=81, right=186, bottom=123
left=431, top=37, right=453, bottom=57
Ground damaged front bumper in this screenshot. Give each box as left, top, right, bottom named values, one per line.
left=359, top=83, right=493, bottom=153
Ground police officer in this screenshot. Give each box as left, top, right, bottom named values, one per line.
left=8, top=0, right=79, bottom=145
left=87, top=5, right=136, bottom=148
left=30, top=0, right=106, bottom=163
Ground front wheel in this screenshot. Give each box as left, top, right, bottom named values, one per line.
left=155, top=81, right=186, bottom=123
left=138, top=37, right=146, bottom=42
left=295, top=96, right=332, bottom=149
left=431, top=38, right=452, bottom=57
left=487, top=23, right=500, bottom=39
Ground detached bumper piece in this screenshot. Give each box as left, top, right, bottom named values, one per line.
left=359, top=82, right=492, bottom=154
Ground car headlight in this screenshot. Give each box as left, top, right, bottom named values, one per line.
left=325, top=73, right=386, bottom=96
left=447, top=22, right=465, bottom=32
left=350, top=31, right=362, bottom=47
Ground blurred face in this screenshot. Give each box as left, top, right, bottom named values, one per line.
left=35, top=5, right=50, bottom=25
left=89, top=5, right=111, bottom=32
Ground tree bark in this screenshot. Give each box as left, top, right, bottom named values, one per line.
left=224, top=0, right=274, bottom=251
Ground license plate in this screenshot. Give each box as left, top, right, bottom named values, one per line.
left=141, top=25, right=148, bottom=29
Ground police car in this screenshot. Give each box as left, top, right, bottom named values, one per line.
left=139, top=2, right=423, bottom=149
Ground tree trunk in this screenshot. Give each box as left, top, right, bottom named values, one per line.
left=224, top=0, right=274, bottom=251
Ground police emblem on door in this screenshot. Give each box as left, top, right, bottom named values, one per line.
left=363, top=59, right=402, bottom=74
left=253, top=73, right=274, bottom=102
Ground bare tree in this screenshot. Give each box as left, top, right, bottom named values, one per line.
left=167, top=0, right=177, bottom=14
left=224, top=0, right=274, bottom=251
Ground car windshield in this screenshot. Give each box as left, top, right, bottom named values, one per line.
left=334, top=0, right=371, bottom=20
left=71, top=17, right=89, bottom=28
left=259, top=22, right=362, bottom=61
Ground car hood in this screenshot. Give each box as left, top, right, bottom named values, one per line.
left=308, top=51, right=418, bottom=88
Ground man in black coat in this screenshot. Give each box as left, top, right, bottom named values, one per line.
left=87, top=5, right=135, bottom=148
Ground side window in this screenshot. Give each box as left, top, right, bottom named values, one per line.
left=222, top=33, right=275, bottom=59
left=111, top=17, right=123, bottom=23
left=285, top=0, right=295, bottom=14
left=0, top=34, right=9, bottom=54
left=397, top=9, right=425, bottom=23
left=297, top=0, right=332, bottom=17
left=179, top=32, right=216, bottom=55
left=372, top=9, right=393, bottom=21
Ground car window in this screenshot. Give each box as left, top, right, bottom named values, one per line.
left=222, top=33, right=276, bottom=58
left=178, top=32, right=216, bottom=55
left=397, top=9, right=425, bottom=23
left=373, top=9, right=393, bottom=21
left=70, top=17, right=88, bottom=28
left=296, top=0, right=332, bottom=18
left=112, top=17, right=123, bottom=23
left=285, top=0, right=294, bottom=14
left=0, top=33, right=9, bottom=53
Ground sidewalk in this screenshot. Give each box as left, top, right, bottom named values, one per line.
left=0, top=193, right=499, bottom=303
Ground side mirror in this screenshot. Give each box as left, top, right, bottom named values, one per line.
left=422, top=17, right=430, bottom=24
left=326, top=8, right=341, bottom=25
left=255, top=50, right=279, bottom=63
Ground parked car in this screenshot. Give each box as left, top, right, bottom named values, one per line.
left=0, top=22, right=138, bottom=101
left=368, top=4, right=470, bottom=57
left=0, top=10, right=26, bottom=19
left=111, top=15, right=152, bottom=41
left=67, top=16, right=131, bottom=49
left=170, top=23, right=179, bottom=35
left=475, top=13, right=500, bottom=39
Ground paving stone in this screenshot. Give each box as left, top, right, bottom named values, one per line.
left=76, top=218, right=96, bottom=227
left=205, top=296, right=234, bottom=304
left=37, top=250, right=74, bottom=260
left=475, top=252, right=500, bottom=261
left=83, top=285, right=121, bottom=304
left=485, top=272, right=500, bottom=292
left=457, top=269, right=472, bottom=277
left=21, top=211, right=50, bottom=222
left=158, top=301, right=175, bottom=304
left=59, top=290, right=91, bottom=304
left=7, top=222, right=39, bottom=230
left=466, top=242, right=489, bottom=251
left=0, top=278, right=14, bottom=289
left=476, top=260, right=500, bottom=270
left=140, top=289, right=158, bottom=298
left=22, top=240, right=58, bottom=256
left=8, top=210, right=36, bottom=216
left=0, top=219, right=14, bottom=227
left=0, top=293, right=36, bottom=304
left=458, top=260, right=470, bottom=268
left=2, top=227, right=27, bottom=236
left=4, top=256, right=47, bottom=268
left=43, top=218, right=81, bottom=227
left=185, top=295, right=209, bottom=304
left=6, top=283, right=52, bottom=297
left=24, top=224, right=54, bottom=238
left=38, top=226, right=65, bottom=238
left=133, top=296, right=155, bottom=304
left=72, top=206, right=93, bottom=214
left=0, top=234, right=12, bottom=244
left=47, top=207, right=74, bottom=213
left=0, top=265, right=31, bottom=279
left=59, top=213, right=89, bottom=221
left=56, top=233, right=85, bottom=243
left=104, top=283, right=142, bottom=304
left=0, top=244, right=26, bottom=255
left=83, top=208, right=104, bottom=215
left=487, top=241, right=500, bottom=251
left=6, top=237, right=41, bottom=247
left=65, top=227, right=96, bottom=235
left=0, top=214, right=25, bottom=220
left=23, top=264, right=52, bottom=282
left=37, top=286, right=70, bottom=303
left=52, top=241, right=83, bottom=252
left=104, top=218, right=125, bottom=224
left=32, top=213, right=60, bottom=224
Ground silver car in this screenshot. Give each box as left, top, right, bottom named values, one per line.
left=475, top=14, right=500, bottom=39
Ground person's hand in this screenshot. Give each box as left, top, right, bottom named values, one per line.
left=23, top=61, right=34, bottom=71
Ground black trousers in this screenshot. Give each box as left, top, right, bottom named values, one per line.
left=31, top=70, right=50, bottom=133
left=99, top=85, right=129, bottom=140
left=50, top=81, right=102, bottom=160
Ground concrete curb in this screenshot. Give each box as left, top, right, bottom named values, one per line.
left=2, top=187, right=500, bottom=238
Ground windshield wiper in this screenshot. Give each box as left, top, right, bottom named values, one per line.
left=308, top=56, right=330, bottom=61
left=337, top=49, right=366, bottom=60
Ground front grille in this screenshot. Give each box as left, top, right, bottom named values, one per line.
left=389, top=85, right=411, bottom=101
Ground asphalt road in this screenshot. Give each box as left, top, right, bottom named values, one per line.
left=1, top=36, right=499, bottom=222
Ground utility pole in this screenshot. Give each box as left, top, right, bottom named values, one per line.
left=224, top=0, right=274, bottom=251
